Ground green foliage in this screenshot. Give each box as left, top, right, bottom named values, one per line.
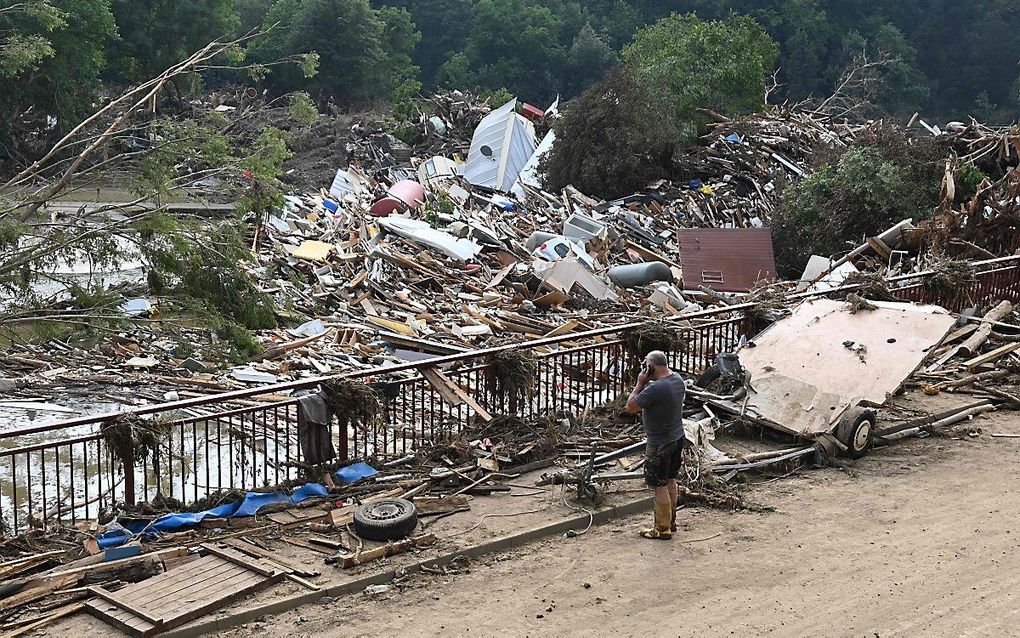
left=957, top=163, right=987, bottom=199
left=136, top=118, right=234, bottom=198
left=0, top=1, right=66, bottom=77
left=250, top=0, right=420, bottom=102
left=422, top=192, right=455, bottom=226
left=771, top=134, right=943, bottom=276
left=0, top=220, right=23, bottom=248
left=563, top=22, right=618, bottom=98
left=390, top=76, right=423, bottom=122
left=288, top=91, right=319, bottom=125
left=623, top=12, right=779, bottom=144
left=107, top=0, right=240, bottom=82
left=134, top=213, right=276, bottom=334
left=238, top=126, right=292, bottom=215
left=0, top=0, right=115, bottom=150
left=541, top=65, right=678, bottom=199
left=454, top=0, right=567, bottom=100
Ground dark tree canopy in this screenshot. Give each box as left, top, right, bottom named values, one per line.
left=2, top=0, right=1020, bottom=167
left=541, top=65, right=679, bottom=199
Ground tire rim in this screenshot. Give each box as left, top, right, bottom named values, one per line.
left=367, top=502, right=405, bottom=521
left=854, top=420, right=873, bottom=451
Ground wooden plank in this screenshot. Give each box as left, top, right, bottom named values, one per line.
left=89, top=587, right=164, bottom=626
left=27, top=548, right=186, bottom=589
left=87, top=569, right=279, bottom=637
left=115, top=555, right=230, bottom=603
left=419, top=365, right=464, bottom=407
left=220, top=538, right=319, bottom=577
left=86, top=550, right=284, bottom=638
left=118, top=558, right=235, bottom=607
left=145, top=570, right=261, bottom=617
left=149, top=569, right=281, bottom=622
left=86, top=599, right=156, bottom=637
left=126, top=564, right=244, bottom=612
left=419, top=365, right=492, bottom=422
left=963, top=342, right=1020, bottom=372
left=943, top=323, right=978, bottom=345
left=0, top=573, right=78, bottom=612
left=279, top=535, right=334, bottom=555
left=122, top=561, right=238, bottom=609
left=199, top=544, right=278, bottom=577
left=4, top=602, right=84, bottom=637
left=543, top=319, right=581, bottom=338
left=336, top=534, right=436, bottom=568
left=266, top=508, right=329, bottom=527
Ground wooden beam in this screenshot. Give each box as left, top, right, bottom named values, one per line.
left=963, top=342, right=1020, bottom=372
left=419, top=366, right=493, bottom=422
left=335, top=534, right=436, bottom=569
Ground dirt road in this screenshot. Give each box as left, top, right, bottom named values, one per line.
left=223, top=402, right=1020, bottom=638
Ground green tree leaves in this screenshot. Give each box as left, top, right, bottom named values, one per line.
left=541, top=65, right=679, bottom=198
left=109, top=0, right=240, bottom=81
left=250, top=0, right=421, bottom=102
left=623, top=13, right=779, bottom=144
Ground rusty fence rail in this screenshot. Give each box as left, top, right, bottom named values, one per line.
left=2, top=255, right=1018, bottom=534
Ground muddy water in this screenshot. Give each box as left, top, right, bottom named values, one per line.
left=0, top=399, right=314, bottom=534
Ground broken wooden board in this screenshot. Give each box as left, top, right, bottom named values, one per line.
left=290, top=240, right=334, bottom=261
left=334, top=534, right=436, bottom=569
left=265, top=507, right=330, bottom=528
left=963, top=342, right=1020, bottom=372
left=84, top=546, right=284, bottom=637
left=419, top=365, right=493, bottom=422
left=412, top=495, right=471, bottom=517
left=714, top=299, right=957, bottom=436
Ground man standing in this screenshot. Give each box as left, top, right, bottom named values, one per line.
left=626, top=350, right=686, bottom=540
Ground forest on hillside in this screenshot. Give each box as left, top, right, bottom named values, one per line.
left=2, top=0, right=1018, bottom=157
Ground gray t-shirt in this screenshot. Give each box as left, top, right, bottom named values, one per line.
left=635, top=372, right=686, bottom=445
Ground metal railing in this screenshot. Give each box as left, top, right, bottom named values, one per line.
left=2, top=255, right=1018, bottom=535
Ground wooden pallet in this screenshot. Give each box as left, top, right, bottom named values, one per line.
left=85, top=545, right=284, bottom=637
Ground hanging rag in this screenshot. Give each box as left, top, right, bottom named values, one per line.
left=296, top=390, right=336, bottom=465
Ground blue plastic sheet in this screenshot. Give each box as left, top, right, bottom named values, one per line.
left=725, top=133, right=743, bottom=143
left=336, top=461, right=378, bottom=484
left=97, top=483, right=329, bottom=549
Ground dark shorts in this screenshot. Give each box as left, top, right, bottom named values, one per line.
left=644, top=438, right=684, bottom=487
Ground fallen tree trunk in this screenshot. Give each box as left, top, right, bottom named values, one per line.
left=959, top=301, right=1014, bottom=357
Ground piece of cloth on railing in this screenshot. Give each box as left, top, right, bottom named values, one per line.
left=297, top=391, right=336, bottom=465
left=96, top=482, right=329, bottom=549
left=336, top=461, right=378, bottom=483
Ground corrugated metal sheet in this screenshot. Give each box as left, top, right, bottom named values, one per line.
left=678, top=228, right=777, bottom=292
left=464, top=99, right=536, bottom=193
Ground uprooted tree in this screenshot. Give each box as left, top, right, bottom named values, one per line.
left=541, top=12, right=778, bottom=199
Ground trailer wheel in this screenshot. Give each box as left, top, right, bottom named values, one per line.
left=354, top=498, right=418, bottom=541
left=835, top=407, right=876, bottom=459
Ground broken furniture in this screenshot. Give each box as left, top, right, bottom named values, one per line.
left=85, top=544, right=285, bottom=637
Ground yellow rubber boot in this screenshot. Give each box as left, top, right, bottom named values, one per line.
left=639, top=503, right=673, bottom=540
left=670, top=501, right=678, bottom=533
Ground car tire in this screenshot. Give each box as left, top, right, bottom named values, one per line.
left=695, top=363, right=722, bottom=389
left=835, top=407, right=876, bottom=459
left=353, top=498, right=418, bottom=541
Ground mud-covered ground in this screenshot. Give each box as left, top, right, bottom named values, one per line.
left=221, top=398, right=1020, bottom=638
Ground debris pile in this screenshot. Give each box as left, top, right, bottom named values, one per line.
left=3, top=95, right=1019, bottom=412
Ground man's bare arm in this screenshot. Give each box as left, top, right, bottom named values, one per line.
left=626, top=370, right=650, bottom=414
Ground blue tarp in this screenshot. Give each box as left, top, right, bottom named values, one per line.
left=337, top=461, right=378, bottom=484
left=97, top=483, right=329, bottom=549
